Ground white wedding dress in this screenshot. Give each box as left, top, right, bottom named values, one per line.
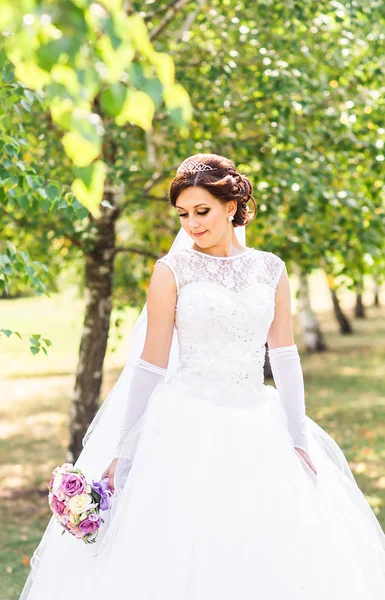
left=20, top=246, right=385, bottom=599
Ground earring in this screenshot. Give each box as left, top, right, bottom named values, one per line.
left=228, top=215, right=234, bottom=222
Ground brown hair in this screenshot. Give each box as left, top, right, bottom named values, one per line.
left=169, top=153, right=256, bottom=227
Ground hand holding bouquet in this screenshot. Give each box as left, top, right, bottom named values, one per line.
left=48, top=463, right=113, bottom=544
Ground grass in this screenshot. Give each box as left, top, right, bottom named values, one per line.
left=1, top=271, right=385, bottom=599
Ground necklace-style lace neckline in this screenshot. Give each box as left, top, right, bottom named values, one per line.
left=186, top=247, right=254, bottom=260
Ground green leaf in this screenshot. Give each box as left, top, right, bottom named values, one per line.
left=45, top=184, right=61, bottom=200
left=4, top=144, right=16, bottom=157
left=24, top=89, right=35, bottom=103
left=115, top=89, right=155, bottom=131
left=6, top=241, right=17, bottom=257
left=30, top=346, right=40, bottom=355
left=36, top=38, right=81, bottom=73
left=1, top=329, right=12, bottom=337
left=16, top=195, right=30, bottom=209
left=62, top=131, right=101, bottom=167
left=71, top=160, right=106, bottom=217
left=151, top=52, right=175, bottom=88
left=26, top=175, right=40, bottom=189
left=77, top=207, right=89, bottom=220
left=100, top=84, right=126, bottom=118
left=40, top=198, right=52, bottom=212
left=20, top=99, right=31, bottom=112
left=163, top=83, right=193, bottom=126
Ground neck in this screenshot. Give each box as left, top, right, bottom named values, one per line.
left=192, top=232, right=246, bottom=257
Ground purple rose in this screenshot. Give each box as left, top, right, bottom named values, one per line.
left=78, top=516, right=101, bottom=534
left=60, top=473, right=87, bottom=497
left=51, top=494, right=66, bottom=515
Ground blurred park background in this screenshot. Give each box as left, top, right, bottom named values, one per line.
left=1, top=1, right=385, bottom=598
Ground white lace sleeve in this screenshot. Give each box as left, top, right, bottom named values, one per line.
left=155, top=253, right=180, bottom=294
left=258, top=251, right=285, bottom=292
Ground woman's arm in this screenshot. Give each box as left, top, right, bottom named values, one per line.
left=140, top=260, right=178, bottom=367
left=267, top=266, right=317, bottom=474
left=267, top=266, right=294, bottom=349
left=102, top=261, right=178, bottom=490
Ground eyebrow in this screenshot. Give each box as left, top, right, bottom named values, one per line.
left=175, top=203, right=209, bottom=210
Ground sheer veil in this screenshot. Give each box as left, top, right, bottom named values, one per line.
left=20, top=224, right=246, bottom=594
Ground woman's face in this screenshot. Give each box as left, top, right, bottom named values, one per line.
left=175, top=186, right=236, bottom=248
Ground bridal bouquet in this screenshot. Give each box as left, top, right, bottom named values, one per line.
left=48, top=462, right=113, bottom=544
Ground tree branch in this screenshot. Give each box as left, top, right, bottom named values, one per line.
left=118, top=171, right=169, bottom=213
left=114, top=245, right=159, bottom=259
left=175, top=0, right=207, bottom=42
left=149, top=0, right=191, bottom=40
left=144, top=0, right=182, bottom=21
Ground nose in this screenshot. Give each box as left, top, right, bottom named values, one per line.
left=189, top=216, right=200, bottom=229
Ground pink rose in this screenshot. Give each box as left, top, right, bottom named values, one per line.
left=78, top=516, right=101, bottom=534
left=60, top=473, right=86, bottom=497
left=49, top=476, right=55, bottom=488
left=75, top=530, right=86, bottom=539
left=56, top=489, right=67, bottom=502
left=51, top=495, right=66, bottom=515
left=61, top=463, right=74, bottom=472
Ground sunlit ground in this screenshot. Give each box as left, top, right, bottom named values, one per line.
left=1, top=271, right=384, bottom=599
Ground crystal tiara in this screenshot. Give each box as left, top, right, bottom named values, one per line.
left=177, top=161, right=215, bottom=174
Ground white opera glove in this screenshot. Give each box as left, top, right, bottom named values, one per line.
left=115, top=357, right=167, bottom=458
left=268, top=344, right=309, bottom=455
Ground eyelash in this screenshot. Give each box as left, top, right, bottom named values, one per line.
left=179, top=210, right=210, bottom=218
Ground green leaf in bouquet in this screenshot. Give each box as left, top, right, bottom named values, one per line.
left=90, top=488, right=101, bottom=504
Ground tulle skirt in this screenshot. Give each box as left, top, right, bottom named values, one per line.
left=21, top=378, right=385, bottom=599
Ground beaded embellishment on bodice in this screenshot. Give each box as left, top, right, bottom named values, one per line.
left=156, top=247, right=285, bottom=407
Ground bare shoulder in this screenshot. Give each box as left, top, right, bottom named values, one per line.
left=151, top=257, right=177, bottom=294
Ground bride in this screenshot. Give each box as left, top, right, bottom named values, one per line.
left=20, top=153, right=385, bottom=599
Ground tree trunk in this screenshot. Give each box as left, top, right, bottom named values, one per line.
left=373, top=280, right=380, bottom=307
left=68, top=201, right=119, bottom=462
left=297, top=270, right=327, bottom=353
left=330, top=287, right=353, bottom=334
left=355, top=281, right=365, bottom=319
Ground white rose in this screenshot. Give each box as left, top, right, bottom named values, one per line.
left=68, top=493, right=93, bottom=515
left=52, top=473, right=62, bottom=493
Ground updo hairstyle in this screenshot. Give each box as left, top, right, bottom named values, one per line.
left=169, top=153, right=256, bottom=227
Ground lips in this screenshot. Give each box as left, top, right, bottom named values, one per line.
left=193, top=231, right=207, bottom=237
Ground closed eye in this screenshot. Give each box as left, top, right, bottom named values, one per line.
left=178, top=210, right=210, bottom=218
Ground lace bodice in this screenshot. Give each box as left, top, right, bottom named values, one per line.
left=156, top=247, right=285, bottom=408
